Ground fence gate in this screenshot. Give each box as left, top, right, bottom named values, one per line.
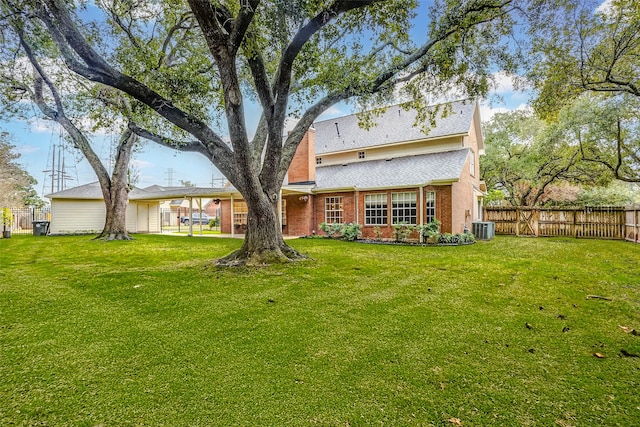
left=484, top=206, right=633, bottom=242
left=0, top=207, right=51, bottom=235
left=625, top=207, right=640, bottom=243
left=516, top=208, right=536, bottom=237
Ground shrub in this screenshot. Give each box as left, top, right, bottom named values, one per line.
left=340, top=223, right=362, bottom=241
left=438, top=233, right=456, bottom=244
left=373, top=226, right=383, bottom=241
left=208, top=217, right=220, bottom=229
left=319, top=222, right=343, bottom=238
left=2, top=208, right=13, bottom=230
left=437, top=232, right=475, bottom=245
left=417, top=219, right=441, bottom=240
left=392, top=222, right=414, bottom=242
left=459, top=232, right=476, bottom=244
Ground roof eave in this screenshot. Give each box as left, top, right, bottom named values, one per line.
left=313, top=178, right=460, bottom=193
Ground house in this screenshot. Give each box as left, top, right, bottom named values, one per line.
left=47, top=100, right=485, bottom=238
left=221, top=99, right=485, bottom=238
left=45, top=182, right=162, bottom=234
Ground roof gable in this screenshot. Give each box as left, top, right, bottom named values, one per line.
left=314, top=100, right=476, bottom=155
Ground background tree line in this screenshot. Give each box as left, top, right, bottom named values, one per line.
left=482, top=0, right=640, bottom=207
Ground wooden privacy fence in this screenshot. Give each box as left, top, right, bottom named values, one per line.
left=484, top=206, right=640, bottom=243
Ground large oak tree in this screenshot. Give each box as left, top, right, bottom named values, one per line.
left=1, top=4, right=141, bottom=240
left=529, top=0, right=640, bottom=182
left=11, top=0, right=547, bottom=264
left=481, top=109, right=609, bottom=206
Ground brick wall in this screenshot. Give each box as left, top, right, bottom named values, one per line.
left=220, top=200, right=232, bottom=234
left=314, top=191, right=356, bottom=235
left=311, top=187, right=455, bottom=239
left=434, top=185, right=453, bottom=233
left=288, top=129, right=316, bottom=183
left=283, top=194, right=315, bottom=236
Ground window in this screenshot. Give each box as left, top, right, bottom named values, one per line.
left=470, top=150, right=475, bottom=176
left=324, top=196, right=343, bottom=224
left=281, top=199, right=287, bottom=226
left=392, top=192, right=416, bottom=224
left=358, top=151, right=366, bottom=159
left=233, top=201, right=248, bottom=226
left=364, top=194, right=387, bottom=225
left=316, top=157, right=322, bottom=165
left=426, top=191, right=436, bottom=223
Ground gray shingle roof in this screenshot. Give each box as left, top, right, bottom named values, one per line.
left=45, top=182, right=231, bottom=200
left=131, top=186, right=232, bottom=200
left=314, top=100, right=476, bottom=155
left=45, top=182, right=106, bottom=199
left=314, top=148, right=470, bottom=191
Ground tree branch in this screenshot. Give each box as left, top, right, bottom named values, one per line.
left=38, top=0, right=236, bottom=179
left=127, top=122, right=210, bottom=157
left=230, top=0, right=260, bottom=52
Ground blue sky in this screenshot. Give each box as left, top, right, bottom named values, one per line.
left=2, top=2, right=533, bottom=199
left=0, top=71, right=528, bottom=195
left=5, top=87, right=527, bottom=198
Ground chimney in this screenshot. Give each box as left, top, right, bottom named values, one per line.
left=287, top=128, right=316, bottom=184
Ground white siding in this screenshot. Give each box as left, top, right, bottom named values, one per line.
left=126, top=204, right=138, bottom=232
left=148, top=202, right=160, bottom=232
left=50, top=199, right=161, bottom=235
left=318, top=136, right=463, bottom=167
left=136, top=203, right=150, bottom=232
left=50, top=199, right=106, bottom=234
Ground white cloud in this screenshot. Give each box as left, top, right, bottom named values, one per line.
left=283, top=116, right=300, bottom=132
left=317, top=105, right=348, bottom=121
left=16, top=144, right=40, bottom=155
left=131, top=159, right=153, bottom=169
left=490, top=71, right=516, bottom=94
left=479, top=101, right=530, bottom=123
left=26, top=117, right=56, bottom=133
left=596, top=0, right=613, bottom=15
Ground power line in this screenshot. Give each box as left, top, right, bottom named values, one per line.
left=165, top=168, right=174, bottom=187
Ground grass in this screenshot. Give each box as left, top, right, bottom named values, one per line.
left=1, top=235, right=639, bottom=426
left=172, top=229, right=222, bottom=235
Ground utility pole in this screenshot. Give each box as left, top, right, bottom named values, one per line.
left=210, top=173, right=226, bottom=188
left=165, top=168, right=174, bottom=187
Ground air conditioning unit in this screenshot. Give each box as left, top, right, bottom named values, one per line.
left=472, top=221, right=495, bottom=240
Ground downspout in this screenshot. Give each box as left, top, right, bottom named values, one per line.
left=188, top=197, right=193, bottom=236
left=198, top=197, right=203, bottom=235
left=419, top=186, right=424, bottom=243
left=354, top=187, right=359, bottom=224
left=278, top=190, right=283, bottom=232
left=230, top=194, right=235, bottom=238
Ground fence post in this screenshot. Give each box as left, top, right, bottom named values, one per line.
left=636, top=207, right=639, bottom=243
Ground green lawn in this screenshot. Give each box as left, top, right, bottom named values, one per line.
left=1, top=235, right=639, bottom=426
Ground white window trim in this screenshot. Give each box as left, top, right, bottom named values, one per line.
left=364, top=193, right=388, bottom=225
left=324, top=196, right=343, bottom=224
left=391, top=191, right=417, bottom=225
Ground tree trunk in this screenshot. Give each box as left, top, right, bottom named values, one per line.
left=216, top=190, right=304, bottom=266
left=94, top=129, right=137, bottom=241
left=95, top=180, right=132, bottom=241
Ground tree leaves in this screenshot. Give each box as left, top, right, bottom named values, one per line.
left=481, top=107, right=615, bottom=206
left=0, top=132, right=43, bottom=207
